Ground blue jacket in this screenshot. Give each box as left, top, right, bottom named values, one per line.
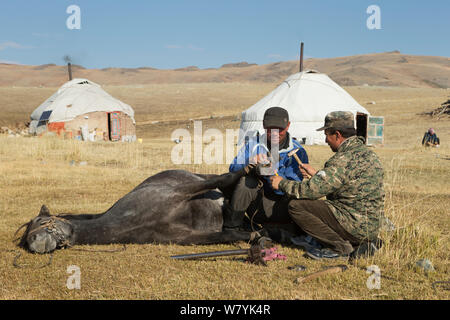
left=229, top=133, right=309, bottom=196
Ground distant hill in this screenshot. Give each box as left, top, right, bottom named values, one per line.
left=0, top=51, right=448, bottom=88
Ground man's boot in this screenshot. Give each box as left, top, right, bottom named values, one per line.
left=222, top=200, right=246, bottom=231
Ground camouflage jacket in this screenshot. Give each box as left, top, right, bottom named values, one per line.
left=279, top=136, right=385, bottom=241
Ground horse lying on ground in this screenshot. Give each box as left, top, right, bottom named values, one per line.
left=16, top=168, right=264, bottom=254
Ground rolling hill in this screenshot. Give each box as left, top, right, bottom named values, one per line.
left=0, top=51, right=448, bottom=88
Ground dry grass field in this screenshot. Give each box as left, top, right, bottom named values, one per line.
left=0, top=83, right=449, bottom=300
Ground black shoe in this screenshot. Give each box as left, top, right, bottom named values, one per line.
left=290, top=235, right=323, bottom=252
left=305, top=247, right=349, bottom=260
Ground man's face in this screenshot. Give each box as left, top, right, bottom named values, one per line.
left=325, top=129, right=341, bottom=152
left=265, top=122, right=290, bottom=145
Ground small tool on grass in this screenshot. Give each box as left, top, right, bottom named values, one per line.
left=171, top=238, right=286, bottom=266
left=295, top=264, right=348, bottom=284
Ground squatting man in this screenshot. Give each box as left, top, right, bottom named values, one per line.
left=229, top=109, right=385, bottom=260
left=223, top=107, right=309, bottom=236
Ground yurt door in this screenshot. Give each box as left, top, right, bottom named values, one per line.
left=356, top=113, right=384, bottom=145
left=356, top=113, right=368, bottom=140
left=108, top=112, right=121, bottom=141
left=366, top=116, right=384, bottom=145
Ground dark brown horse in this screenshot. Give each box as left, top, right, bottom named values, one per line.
left=16, top=168, right=262, bottom=253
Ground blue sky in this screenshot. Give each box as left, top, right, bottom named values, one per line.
left=0, top=0, right=448, bottom=69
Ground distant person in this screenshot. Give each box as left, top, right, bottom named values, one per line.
left=223, top=107, right=308, bottom=231
left=270, top=111, right=385, bottom=260
left=422, top=128, right=440, bottom=147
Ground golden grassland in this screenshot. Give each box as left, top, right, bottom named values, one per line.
left=0, top=84, right=449, bottom=299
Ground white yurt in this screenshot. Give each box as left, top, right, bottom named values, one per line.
left=30, top=78, right=136, bottom=142
left=239, top=70, right=370, bottom=145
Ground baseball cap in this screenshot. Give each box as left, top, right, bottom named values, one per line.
left=263, top=107, right=289, bottom=129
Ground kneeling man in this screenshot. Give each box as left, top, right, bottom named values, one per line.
left=270, top=111, right=385, bottom=259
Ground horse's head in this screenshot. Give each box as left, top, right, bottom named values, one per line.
left=15, top=205, right=73, bottom=254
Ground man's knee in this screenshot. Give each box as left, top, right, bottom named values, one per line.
left=288, top=199, right=311, bottom=216
left=288, top=200, right=314, bottom=225
left=234, top=176, right=260, bottom=198
left=240, top=175, right=260, bottom=189
left=288, top=199, right=332, bottom=224
left=231, top=176, right=261, bottom=212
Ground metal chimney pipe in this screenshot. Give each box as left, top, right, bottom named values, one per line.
left=299, top=42, right=304, bottom=72
left=68, top=62, right=73, bottom=81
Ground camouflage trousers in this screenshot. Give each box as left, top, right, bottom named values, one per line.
left=288, top=199, right=359, bottom=255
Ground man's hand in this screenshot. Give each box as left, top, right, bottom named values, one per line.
left=243, top=163, right=257, bottom=175
left=299, top=163, right=317, bottom=179
left=250, top=153, right=269, bottom=165
left=270, top=175, right=284, bottom=190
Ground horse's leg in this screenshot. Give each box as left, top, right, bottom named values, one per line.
left=192, top=173, right=238, bottom=199
left=175, top=229, right=256, bottom=245
left=175, top=168, right=247, bottom=198
left=193, top=173, right=219, bottom=180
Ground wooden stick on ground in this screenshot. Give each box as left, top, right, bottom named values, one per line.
left=295, top=264, right=348, bottom=284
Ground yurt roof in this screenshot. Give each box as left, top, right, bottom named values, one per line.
left=239, top=70, right=369, bottom=145
left=31, top=78, right=135, bottom=124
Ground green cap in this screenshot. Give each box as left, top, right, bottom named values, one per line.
left=316, top=111, right=355, bottom=131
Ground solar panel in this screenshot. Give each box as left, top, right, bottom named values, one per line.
left=39, top=110, right=53, bottom=121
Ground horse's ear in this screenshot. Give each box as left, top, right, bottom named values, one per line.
left=38, top=205, right=51, bottom=217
